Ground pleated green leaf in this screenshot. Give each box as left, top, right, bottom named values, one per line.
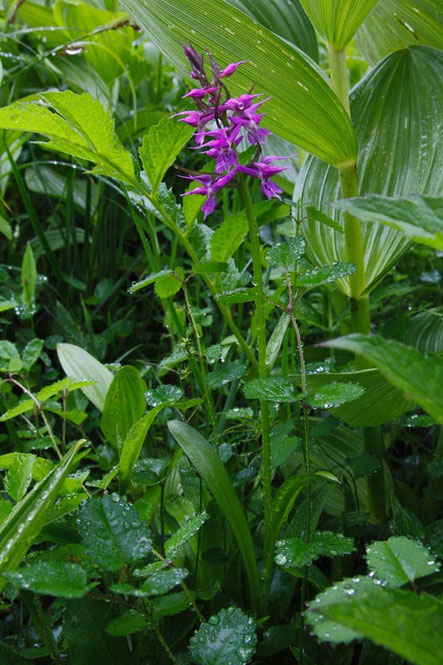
left=167, top=420, right=260, bottom=610
left=295, top=46, right=443, bottom=295
left=298, top=0, right=380, bottom=49
left=357, top=0, right=443, bottom=65
left=57, top=343, right=114, bottom=412
left=324, top=335, right=443, bottom=425
left=120, top=0, right=357, bottom=167
left=227, top=0, right=318, bottom=61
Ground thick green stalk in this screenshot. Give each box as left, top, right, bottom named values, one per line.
left=328, top=45, right=386, bottom=521
left=239, top=181, right=272, bottom=538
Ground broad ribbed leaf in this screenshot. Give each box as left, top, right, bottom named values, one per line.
left=167, top=421, right=260, bottom=609
left=298, top=0, right=380, bottom=49
left=357, top=0, right=443, bottom=65
left=336, top=195, right=443, bottom=251
left=0, top=92, right=135, bottom=184
left=120, top=0, right=357, bottom=166
left=227, top=0, right=318, bottom=61
left=57, top=343, right=113, bottom=412
left=395, top=308, right=443, bottom=354
left=295, top=46, right=443, bottom=295
left=324, top=334, right=443, bottom=424
left=365, top=536, right=440, bottom=588
left=316, top=588, right=443, bottom=665
left=189, top=606, right=257, bottom=665
left=101, top=366, right=147, bottom=449
left=0, top=441, right=83, bottom=590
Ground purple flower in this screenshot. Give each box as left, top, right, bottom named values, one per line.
left=183, top=86, right=219, bottom=99
left=183, top=169, right=238, bottom=219
left=199, top=126, right=243, bottom=172
left=182, top=43, right=206, bottom=82
left=239, top=157, right=292, bottom=200
left=219, top=60, right=246, bottom=78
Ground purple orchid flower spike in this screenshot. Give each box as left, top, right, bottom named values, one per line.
left=175, top=45, right=293, bottom=217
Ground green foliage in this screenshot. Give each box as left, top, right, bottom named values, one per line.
left=21, top=243, right=37, bottom=306
left=275, top=531, right=355, bottom=568
left=189, top=606, right=257, bottom=665
left=101, top=366, right=147, bottom=448
left=5, top=561, right=89, bottom=598
left=76, top=494, right=152, bottom=571
left=365, top=536, right=440, bottom=588
left=299, top=0, right=379, bottom=49
left=243, top=377, right=300, bottom=402
left=57, top=343, right=114, bottom=411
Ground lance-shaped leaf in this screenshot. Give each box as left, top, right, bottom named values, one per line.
left=357, top=0, right=443, bottom=65
left=120, top=0, right=357, bottom=167
left=0, top=441, right=83, bottom=590
left=101, top=366, right=147, bottom=449
left=295, top=46, right=443, bottom=295
left=298, top=0, right=380, bottom=49
left=167, top=420, right=260, bottom=610
left=57, top=343, right=114, bottom=412
left=335, top=195, right=443, bottom=252
left=0, top=91, right=135, bottom=184
left=118, top=407, right=165, bottom=490
left=323, top=334, right=443, bottom=425
left=227, top=0, right=318, bottom=61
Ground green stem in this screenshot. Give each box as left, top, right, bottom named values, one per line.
left=328, top=44, right=386, bottom=521
left=238, top=180, right=272, bottom=545
left=22, top=592, right=62, bottom=665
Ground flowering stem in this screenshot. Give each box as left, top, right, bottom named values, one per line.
left=238, top=179, right=272, bottom=546
left=328, top=44, right=386, bottom=521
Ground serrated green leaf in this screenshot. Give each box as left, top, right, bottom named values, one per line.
left=268, top=238, right=306, bottom=267
left=167, top=421, right=260, bottom=610
left=101, top=366, right=147, bottom=449
left=357, top=0, right=443, bottom=65
left=139, top=116, right=194, bottom=195
left=77, top=494, right=152, bottom=571
left=22, top=338, right=43, bottom=371
left=276, top=531, right=355, bottom=568
left=105, top=610, right=146, bottom=636
left=165, top=512, right=209, bottom=558
left=296, top=46, right=443, bottom=295
left=0, top=399, right=35, bottom=422
left=120, top=0, right=357, bottom=167
left=189, top=606, right=257, bottom=665
left=307, top=381, right=365, bottom=408
left=323, top=334, right=443, bottom=424
left=207, top=362, right=246, bottom=389
left=299, top=0, right=380, bottom=49
left=4, top=454, right=35, bottom=502
left=57, top=343, right=114, bottom=412
left=141, top=567, right=188, bottom=596
left=0, top=441, right=83, bottom=590
left=297, top=262, right=356, bottom=288
left=145, top=384, right=184, bottom=407
left=316, top=587, right=443, bottom=665
left=152, top=590, right=191, bottom=618
left=0, top=340, right=22, bottom=374
left=365, top=536, right=441, bottom=588
left=335, top=195, right=443, bottom=251
left=243, top=377, right=300, bottom=403
left=5, top=561, right=88, bottom=598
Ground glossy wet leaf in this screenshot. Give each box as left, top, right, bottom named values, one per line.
left=141, top=567, right=188, bottom=596
left=139, top=116, right=194, bottom=195
left=118, top=407, right=164, bottom=489
left=22, top=338, right=43, bottom=371
left=346, top=453, right=380, bottom=479
left=167, top=421, right=260, bottom=609
left=120, top=0, right=357, bottom=167
left=0, top=441, right=83, bottom=590
left=307, top=381, right=365, bottom=408
left=335, top=195, right=443, bottom=251
left=357, top=0, right=443, bottom=65
left=207, top=362, right=246, bottom=389
left=105, top=610, right=146, bottom=636
left=215, top=288, right=256, bottom=304
left=243, top=377, right=300, bottom=403
left=128, top=270, right=174, bottom=294
left=299, top=0, right=379, bottom=49
left=77, top=494, right=152, bottom=571
left=189, top=606, right=257, bottom=665
left=211, top=201, right=275, bottom=263
left=227, top=0, right=318, bottom=61
left=146, top=384, right=184, bottom=407
left=306, top=575, right=382, bottom=643
left=132, top=458, right=169, bottom=486
left=316, top=587, right=443, bottom=665
left=154, top=268, right=185, bottom=299
left=5, top=561, right=88, bottom=598
left=152, top=591, right=191, bottom=618
left=296, top=47, right=443, bottom=295
left=267, top=238, right=306, bottom=267
left=323, top=334, right=443, bottom=424
left=57, top=343, right=113, bottom=412
left=297, top=262, right=356, bottom=288
left=276, top=531, right=355, bottom=568
left=165, top=512, right=209, bottom=558
left=21, top=243, right=36, bottom=306
left=0, top=91, right=135, bottom=185
left=365, top=536, right=440, bottom=588
left=4, top=453, right=35, bottom=502
left=266, top=313, right=291, bottom=370
left=101, top=366, right=147, bottom=449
